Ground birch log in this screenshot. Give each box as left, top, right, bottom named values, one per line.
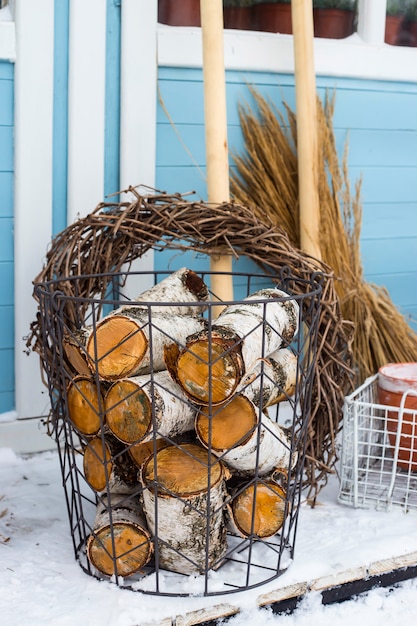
left=141, top=443, right=228, bottom=574
left=164, top=328, right=244, bottom=405
left=195, top=395, right=295, bottom=476
left=67, top=376, right=104, bottom=436
left=236, top=348, right=298, bottom=407
left=63, top=328, right=92, bottom=376
left=87, top=495, right=152, bottom=577
left=120, top=267, right=209, bottom=315
left=171, top=289, right=299, bottom=404
left=105, top=370, right=197, bottom=445
left=63, top=269, right=208, bottom=377
left=227, top=479, right=287, bottom=538
left=83, top=434, right=139, bottom=494
left=86, top=311, right=206, bottom=381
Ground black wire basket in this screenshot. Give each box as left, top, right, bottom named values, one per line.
left=34, top=267, right=322, bottom=596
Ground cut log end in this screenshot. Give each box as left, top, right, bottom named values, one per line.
left=143, top=443, right=223, bottom=496
left=87, top=316, right=147, bottom=380
left=67, top=377, right=103, bottom=435
left=231, top=481, right=287, bottom=538
left=105, top=380, right=151, bottom=444
left=83, top=437, right=113, bottom=492
left=176, top=337, right=243, bottom=404
left=196, top=395, right=256, bottom=451
left=87, top=521, right=152, bottom=578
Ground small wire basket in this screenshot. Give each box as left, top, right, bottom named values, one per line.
left=34, top=268, right=322, bottom=596
left=338, top=374, right=417, bottom=513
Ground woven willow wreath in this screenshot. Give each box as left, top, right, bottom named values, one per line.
left=29, top=187, right=354, bottom=501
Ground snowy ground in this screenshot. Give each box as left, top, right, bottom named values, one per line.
left=1, top=446, right=417, bottom=626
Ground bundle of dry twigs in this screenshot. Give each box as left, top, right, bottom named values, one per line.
left=29, top=189, right=354, bottom=500
left=231, top=88, right=417, bottom=384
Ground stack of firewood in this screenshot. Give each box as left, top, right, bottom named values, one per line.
left=63, top=268, right=301, bottom=578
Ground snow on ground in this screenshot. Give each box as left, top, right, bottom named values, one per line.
left=1, top=446, right=417, bottom=626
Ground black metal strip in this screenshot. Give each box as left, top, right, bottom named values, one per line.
left=193, top=564, right=417, bottom=625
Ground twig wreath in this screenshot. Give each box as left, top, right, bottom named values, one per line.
left=28, top=187, right=354, bottom=501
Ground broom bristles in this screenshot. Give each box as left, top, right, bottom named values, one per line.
left=231, top=88, right=417, bottom=383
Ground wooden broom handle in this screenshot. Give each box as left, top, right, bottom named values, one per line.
left=291, top=0, right=322, bottom=261
left=200, top=0, right=234, bottom=307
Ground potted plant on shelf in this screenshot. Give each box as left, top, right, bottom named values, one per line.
left=252, top=0, right=293, bottom=34
left=402, top=1, right=417, bottom=46
left=158, top=0, right=201, bottom=27
left=385, top=1, right=406, bottom=45
left=312, top=0, right=357, bottom=39
left=223, top=0, right=255, bottom=31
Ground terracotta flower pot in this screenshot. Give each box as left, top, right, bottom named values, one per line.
left=224, top=6, right=254, bottom=31
left=378, top=363, right=417, bottom=472
left=158, top=0, right=200, bottom=27
left=253, top=3, right=292, bottom=34
left=385, top=15, right=404, bottom=45
left=313, top=8, right=355, bottom=40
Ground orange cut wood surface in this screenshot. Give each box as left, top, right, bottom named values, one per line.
left=105, top=380, right=151, bottom=444
left=83, top=437, right=113, bottom=492
left=67, top=377, right=103, bottom=435
left=128, top=439, right=167, bottom=469
left=87, top=316, right=147, bottom=380
left=232, top=481, right=286, bottom=538
left=87, top=522, right=151, bottom=577
left=176, top=340, right=241, bottom=404
left=196, top=395, right=256, bottom=450
left=143, top=443, right=223, bottom=496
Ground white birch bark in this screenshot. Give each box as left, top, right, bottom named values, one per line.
left=141, top=444, right=228, bottom=574
left=105, top=370, right=197, bottom=444
left=87, top=494, right=152, bottom=577
left=212, top=288, right=300, bottom=372
left=125, top=267, right=209, bottom=315
left=236, top=348, right=298, bottom=407
left=142, top=481, right=227, bottom=575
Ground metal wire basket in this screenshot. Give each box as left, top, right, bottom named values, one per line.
left=338, top=374, right=417, bottom=513
left=34, top=268, right=322, bottom=596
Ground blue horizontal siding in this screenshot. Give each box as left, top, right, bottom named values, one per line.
left=0, top=262, right=13, bottom=305
left=0, top=172, right=13, bottom=217
left=0, top=348, right=15, bottom=393
left=0, top=77, right=13, bottom=126
left=0, top=127, right=13, bottom=171
left=155, top=65, right=417, bottom=331
left=362, top=204, right=417, bottom=238
left=0, top=306, right=13, bottom=349
left=0, top=217, right=13, bottom=262
left=0, top=391, right=14, bottom=414
left=0, top=61, right=14, bottom=414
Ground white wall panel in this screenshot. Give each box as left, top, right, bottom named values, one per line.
left=13, top=0, right=54, bottom=424
left=67, top=0, right=106, bottom=223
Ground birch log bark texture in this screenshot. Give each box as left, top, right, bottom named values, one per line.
left=141, top=443, right=228, bottom=574
left=195, top=395, right=295, bottom=476
left=105, top=370, right=197, bottom=445
left=236, top=348, right=298, bottom=407
left=170, top=288, right=300, bottom=404
left=87, top=495, right=152, bottom=577
left=63, top=268, right=209, bottom=379
left=86, top=310, right=206, bottom=381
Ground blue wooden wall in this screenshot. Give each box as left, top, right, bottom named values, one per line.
left=155, top=67, right=417, bottom=331
left=0, top=60, right=14, bottom=413
left=2, top=61, right=417, bottom=415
